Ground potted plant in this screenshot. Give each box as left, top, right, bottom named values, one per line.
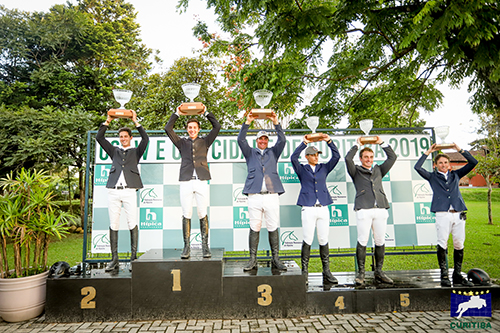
left=0, top=168, right=70, bottom=322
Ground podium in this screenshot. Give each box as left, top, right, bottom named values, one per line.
left=46, top=248, right=500, bottom=322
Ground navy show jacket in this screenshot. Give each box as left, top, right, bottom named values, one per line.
left=237, top=122, right=286, bottom=195
left=414, top=150, right=477, bottom=213
left=291, top=141, right=340, bottom=206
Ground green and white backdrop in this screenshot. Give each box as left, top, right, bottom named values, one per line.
left=91, top=133, right=436, bottom=254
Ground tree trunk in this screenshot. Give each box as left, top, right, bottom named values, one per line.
left=42, top=234, right=51, bottom=269
left=1, top=237, right=8, bottom=274
left=13, top=241, right=21, bottom=277
left=79, top=169, right=85, bottom=226
left=67, top=167, right=73, bottom=215
left=0, top=241, right=3, bottom=278
left=486, top=177, right=493, bottom=225
left=33, top=235, right=43, bottom=268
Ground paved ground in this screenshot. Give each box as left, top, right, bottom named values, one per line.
left=1, top=311, right=499, bottom=333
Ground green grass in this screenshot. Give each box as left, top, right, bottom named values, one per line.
left=3, top=233, right=84, bottom=273
left=459, top=187, right=500, bottom=202
left=2, top=189, right=499, bottom=282
left=299, top=188, right=500, bottom=282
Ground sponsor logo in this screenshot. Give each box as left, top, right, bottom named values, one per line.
left=140, top=187, right=162, bottom=206
left=189, top=232, right=202, bottom=249
left=139, top=208, right=163, bottom=229
left=94, top=165, right=110, bottom=186
left=329, top=205, right=349, bottom=226
left=450, top=290, right=492, bottom=329
left=232, top=187, right=248, bottom=204
left=451, top=290, right=491, bottom=319
left=233, top=207, right=250, bottom=228
left=414, top=202, right=435, bottom=223
left=278, top=163, right=299, bottom=183
left=328, top=185, right=347, bottom=203
left=92, top=233, right=109, bottom=252
left=280, top=230, right=301, bottom=248
left=384, top=232, right=395, bottom=243
left=413, top=182, right=432, bottom=200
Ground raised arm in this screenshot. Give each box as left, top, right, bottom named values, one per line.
left=204, top=112, right=221, bottom=147
left=453, top=144, right=478, bottom=178
left=96, top=114, right=116, bottom=157
left=379, top=144, right=397, bottom=177
left=324, top=136, right=340, bottom=172
left=291, top=141, right=307, bottom=176
left=237, top=122, right=252, bottom=159
left=345, top=144, right=359, bottom=179
left=164, top=111, right=181, bottom=149
left=414, top=152, right=432, bottom=180
left=135, top=124, right=149, bottom=160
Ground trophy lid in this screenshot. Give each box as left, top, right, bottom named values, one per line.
left=253, top=89, right=273, bottom=108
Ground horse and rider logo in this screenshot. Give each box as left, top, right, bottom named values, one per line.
left=450, top=290, right=491, bottom=319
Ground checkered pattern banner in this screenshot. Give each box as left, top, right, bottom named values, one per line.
left=91, top=134, right=437, bottom=253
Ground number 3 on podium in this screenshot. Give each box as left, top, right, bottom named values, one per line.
left=258, top=284, right=272, bottom=306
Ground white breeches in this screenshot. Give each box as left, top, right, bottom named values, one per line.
left=435, top=212, right=465, bottom=250
left=248, top=193, right=280, bottom=232
left=179, top=179, right=209, bottom=219
left=356, top=208, right=389, bottom=246
left=107, top=188, right=138, bottom=231
left=301, top=206, right=330, bottom=246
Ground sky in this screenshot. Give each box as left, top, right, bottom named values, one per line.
left=2, top=0, right=481, bottom=149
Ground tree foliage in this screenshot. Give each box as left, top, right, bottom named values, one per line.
left=129, top=55, right=239, bottom=130
left=0, top=0, right=151, bottom=113
left=179, top=0, right=500, bottom=128
left=471, top=111, right=500, bottom=225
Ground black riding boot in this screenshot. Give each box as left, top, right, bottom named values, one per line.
left=374, top=245, right=393, bottom=284
left=320, top=244, right=338, bottom=285
left=105, top=228, right=119, bottom=271
left=437, top=244, right=451, bottom=287
left=269, top=230, right=287, bottom=271
left=452, top=248, right=474, bottom=287
left=181, top=217, right=191, bottom=259
left=355, top=242, right=366, bottom=286
left=301, top=241, right=311, bottom=284
left=243, top=230, right=259, bottom=271
left=200, top=216, right=211, bottom=258
left=129, top=226, right=138, bottom=272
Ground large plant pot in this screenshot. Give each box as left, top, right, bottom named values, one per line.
left=0, top=270, right=49, bottom=322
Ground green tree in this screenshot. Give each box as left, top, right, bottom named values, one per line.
left=179, top=0, right=499, bottom=128
left=129, top=55, right=238, bottom=130
left=472, top=112, right=500, bottom=225
left=0, top=105, right=100, bottom=221
left=0, top=0, right=151, bottom=113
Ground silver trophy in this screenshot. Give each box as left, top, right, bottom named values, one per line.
left=359, top=119, right=378, bottom=144
left=434, top=126, right=454, bottom=149
left=178, top=83, right=205, bottom=115
left=108, top=89, right=133, bottom=118
left=251, top=89, right=273, bottom=119
left=305, top=116, right=323, bottom=142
